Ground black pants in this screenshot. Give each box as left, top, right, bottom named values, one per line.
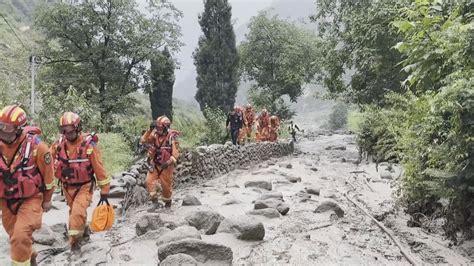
left=231, top=129, right=240, bottom=145
left=291, top=132, right=297, bottom=142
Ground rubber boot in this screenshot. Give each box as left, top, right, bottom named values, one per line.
left=164, top=200, right=172, bottom=208
left=31, top=251, right=38, bottom=266
left=83, top=225, right=91, bottom=242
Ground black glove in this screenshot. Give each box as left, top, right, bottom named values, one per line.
left=100, top=194, right=108, bottom=201
left=149, top=122, right=156, bottom=130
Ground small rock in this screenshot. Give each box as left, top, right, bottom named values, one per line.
left=286, top=164, right=293, bottom=169
left=226, top=184, right=239, bottom=188
left=135, top=214, right=163, bottom=236
left=314, top=201, right=345, bottom=218
left=156, top=226, right=201, bottom=246
left=286, top=176, right=302, bottom=183
left=138, top=227, right=172, bottom=240
left=159, top=213, right=188, bottom=230
left=254, top=199, right=290, bottom=215
left=182, top=195, right=202, bottom=206
left=247, top=208, right=280, bottom=218
left=217, top=216, right=265, bottom=240
left=160, top=254, right=198, bottom=266
left=305, top=187, right=320, bottom=196
left=185, top=210, right=225, bottom=235
left=258, top=192, right=283, bottom=201
left=222, top=198, right=242, bottom=206
left=244, top=181, right=272, bottom=191
left=157, top=239, right=233, bottom=265
left=310, top=167, right=318, bottom=172
left=122, top=175, right=137, bottom=186
left=108, top=187, right=126, bottom=198
left=341, top=157, right=347, bottom=163
left=223, top=191, right=230, bottom=195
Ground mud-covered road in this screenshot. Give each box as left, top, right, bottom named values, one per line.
left=2, top=131, right=473, bottom=265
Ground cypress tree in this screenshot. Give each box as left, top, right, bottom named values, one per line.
left=194, top=0, right=239, bottom=114
left=149, top=48, right=175, bottom=120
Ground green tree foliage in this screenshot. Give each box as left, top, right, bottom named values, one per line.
left=239, top=13, right=322, bottom=120
left=194, top=0, right=239, bottom=114
left=199, top=105, right=228, bottom=145
left=327, top=102, right=348, bottom=131
left=148, top=47, right=175, bottom=121
left=392, top=0, right=473, bottom=91
left=313, top=0, right=408, bottom=106
left=354, top=0, right=473, bottom=238
left=35, top=0, right=182, bottom=130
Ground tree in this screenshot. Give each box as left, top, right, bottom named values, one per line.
left=239, top=13, right=323, bottom=119
left=194, top=0, right=239, bottom=114
left=313, top=0, right=408, bottom=106
left=35, top=0, right=182, bottom=130
left=148, top=47, right=175, bottom=121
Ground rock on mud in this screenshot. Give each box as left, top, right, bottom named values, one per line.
left=254, top=198, right=290, bottom=215
left=314, top=201, right=345, bottom=218
left=217, top=216, right=265, bottom=240
left=185, top=210, right=225, bottom=235
left=286, top=176, right=302, bottom=183
left=182, top=195, right=202, bottom=206
left=157, top=239, right=233, bottom=265
left=136, top=214, right=164, bottom=236
left=244, top=180, right=272, bottom=191
left=156, top=226, right=201, bottom=246
left=305, top=187, right=320, bottom=196
left=258, top=192, right=284, bottom=201
left=247, top=208, right=281, bottom=218
left=160, top=254, right=198, bottom=266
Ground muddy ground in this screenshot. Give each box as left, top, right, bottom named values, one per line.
left=1, top=131, right=474, bottom=265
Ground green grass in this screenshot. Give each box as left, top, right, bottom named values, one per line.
left=97, top=133, right=133, bottom=176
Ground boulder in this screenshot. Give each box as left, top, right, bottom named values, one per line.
left=185, top=210, right=225, bottom=235
left=160, top=254, right=198, bottom=266
left=246, top=208, right=280, bottom=219
left=157, top=239, right=233, bottom=265
left=244, top=181, right=272, bottom=191
left=217, top=216, right=265, bottom=240
left=314, top=201, right=345, bottom=218
left=156, top=226, right=201, bottom=246
left=182, top=195, right=202, bottom=206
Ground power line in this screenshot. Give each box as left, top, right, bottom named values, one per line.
left=0, top=13, right=28, bottom=50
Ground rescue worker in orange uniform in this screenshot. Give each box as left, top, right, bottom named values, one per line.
left=239, top=104, right=255, bottom=144
left=0, top=105, right=55, bottom=266
left=269, top=115, right=281, bottom=142
left=141, top=116, right=179, bottom=211
left=51, top=112, right=110, bottom=252
left=255, top=109, right=271, bottom=142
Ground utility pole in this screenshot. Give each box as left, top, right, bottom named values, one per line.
left=29, top=55, right=41, bottom=117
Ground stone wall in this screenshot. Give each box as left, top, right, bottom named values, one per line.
left=117, top=141, right=294, bottom=211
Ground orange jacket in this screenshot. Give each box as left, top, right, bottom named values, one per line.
left=0, top=132, right=55, bottom=203
left=243, top=109, right=255, bottom=126
left=51, top=133, right=110, bottom=194
left=140, top=129, right=179, bottom=165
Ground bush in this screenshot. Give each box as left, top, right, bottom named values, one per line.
left=112, top=115, right=150, bottom=153
left=200, top=105, right=228, bottom=145
left=347, top=110, right=364, bottom=133
left=327, top=102, right=348, bottom=131
left=97, top=133, right=133, bottom=176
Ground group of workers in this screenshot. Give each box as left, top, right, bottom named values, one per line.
left=0, top=104, right=178, bottom=265
left=0, top=101, right=303, bottom=265
left=226, top=104, right=302, bottom=145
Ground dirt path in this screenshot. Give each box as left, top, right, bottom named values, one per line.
left=1, top=132, right=473, bottom=265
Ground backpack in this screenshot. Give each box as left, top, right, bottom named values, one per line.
left=90, top=198, right=115, bottom=232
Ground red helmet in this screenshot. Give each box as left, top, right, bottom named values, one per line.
left=156, top=116, right=171, bottom=129
left=59, top=112, right=81, bottom=134
left=0, top=105, right=27, bottom=132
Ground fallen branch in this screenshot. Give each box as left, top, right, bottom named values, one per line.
left=344, top=191, right=419, bottom=265
left=310, top=223, right=333, bottom=230
left=350, top=170, right=367, bottom=174
left=363, top=178, right=375, bottom=192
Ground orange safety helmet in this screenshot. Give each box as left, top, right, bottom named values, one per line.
left=156, top=116, right=171, bottom=129
left=261, top=109, right=268, bottom=115
left=59, top=112, right=82, bottom=133
left=0, top=105, right=27, bottom=132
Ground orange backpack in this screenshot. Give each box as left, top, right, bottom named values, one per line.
left=90, top=198, right=115, bottom=232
